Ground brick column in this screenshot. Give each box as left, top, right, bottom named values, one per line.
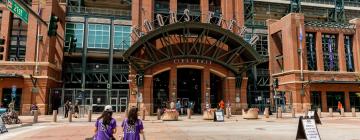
left=338, top=33, right=347, bottom=72
left=235, top=0, right=244, bottom=27
left=170, top=0, right=177, bottom=12
left=349, top=18, right=360, bottom=72
left=316, top=32, right=324, bottom=71
left=226, top=77, right=236, bottom=106
left=202, top=68, right=210, bottom=110
left=0, top=10, right=11, bottom=60
left=131, top=0, right=141, bottom=42
left=321, top=91, right=327, bottom=112
left=221, top=0, right=234, bottom=29
left=142, top=0, right=154, bottom=21
left=240, top=77, right=248, bottom=108
left=142, top=76, right=152, bottom=114
left=169, top=66, right=177, bottom=102
left=344, top=92, right=350, bottom=112
left=200, top=0, right=209, bottom=22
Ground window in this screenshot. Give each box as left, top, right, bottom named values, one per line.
left=65, top=23, right=84, bottom=48
left=322, top=34, right=338, bottom=71
left=344, top=35, right=354, bottom=72
left=306, top=33, right=317, bottom=70
left=88, top=24, right=110, bottom=49
left=8, top=14, right=27, bottom=61
left=114, top=25, right=131, bottom=50
left=254, top=34, right=268, bottom=57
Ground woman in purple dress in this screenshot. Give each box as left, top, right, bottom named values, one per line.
left=120, top=107, right=144, bottom=140
left=94, top=105, right=117, bottom=140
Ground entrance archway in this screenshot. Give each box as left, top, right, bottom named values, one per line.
left=177, top=68, right=202, bottom=113
left=125, top=22, right=263, bottom=115
left=152, top=70, right=170, bottom=113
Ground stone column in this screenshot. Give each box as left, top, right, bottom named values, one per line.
left=201, top=0, right=209, bottom=23
left=316, top=32, right=324, bottom=71
left=338, top=33, right=347, bottom=72
left=321, top=91, right=328, bottom=112
left=344, top=92, right=350, bottom=112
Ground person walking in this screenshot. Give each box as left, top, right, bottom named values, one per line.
left=337, top=101, right=343, bottom=115
left=176, top=100, right=181, bottom=114
left=94, top=105, right=117, bottom=140
left=218, top=100, right=225, bottom=110
left=74, top=102, right=79, bottom=118
left=64, top=101, right=70, bottom=118
left=30, top=103, right=38, bottom=116
left=120, top=107, right=144, bottom=140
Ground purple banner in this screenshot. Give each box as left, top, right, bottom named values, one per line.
left=328, top=37, right=334, bottom=70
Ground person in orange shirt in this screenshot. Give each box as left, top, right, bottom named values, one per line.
left=337, top=101, right=343, bottom=115
left=218, top=100, right=225, bottom=110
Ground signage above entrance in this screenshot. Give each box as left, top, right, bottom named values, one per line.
left=173, top=58, right=212, bottom=65
left=132, top=9, right=259, bottom=46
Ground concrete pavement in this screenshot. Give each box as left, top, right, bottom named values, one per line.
left=1, top=112, right=360, bottom=140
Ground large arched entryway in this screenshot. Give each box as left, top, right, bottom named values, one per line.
left=124, top=22, right=262, bottom=115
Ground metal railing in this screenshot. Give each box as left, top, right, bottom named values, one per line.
left=296, top=0, right=360, bottom=7
left=65, top=63, right=129, bottom=72
left=67, top=6, right=131, bottom=18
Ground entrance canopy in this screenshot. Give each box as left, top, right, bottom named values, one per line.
left=124, top=22, right=263, bottom=74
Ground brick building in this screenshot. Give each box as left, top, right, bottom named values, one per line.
left=0, top=0, right=359, bottom=115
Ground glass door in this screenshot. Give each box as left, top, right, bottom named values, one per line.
left=120, top=98, right=127, bottom=112
left=110, top=98, right=118, bottom=112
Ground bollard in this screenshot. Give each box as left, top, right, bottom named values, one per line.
left=187, top=108, right=191, bottom=119
left=317, top=108, right=321, bottom=118
left=68, top=111, right=72, bottom=122
left=53, top=110, right=57, bottom=122
left=226, top=107, right=230, bottom=119
left=88, top=110, right=92, bottom=122
left=142, top=109, right=145, bottom=121
left=291, top=108, right=295, bottom=118
left=242, top=109, right=245, bottom=116
left=352, top=108, right=356, bottom=117
left=264, top=107, right=269, bottom=118
left=278, top=107, right=282, bottom=118
left=341, top=108, right=345, bottom=117
left=157, top=108, right=161, bottom=120
left=33, top=110, right=38, bottom=123
left=329, top=108, right=333, bottom=117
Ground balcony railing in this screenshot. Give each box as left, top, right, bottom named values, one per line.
left=67, top=6, right=131, bottom=19
left=65, top=63, right=129, bottom=73
left=288, top=0, right=360, bottom=7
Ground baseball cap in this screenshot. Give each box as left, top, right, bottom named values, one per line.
left=104, top=105, right=113, bottom=112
